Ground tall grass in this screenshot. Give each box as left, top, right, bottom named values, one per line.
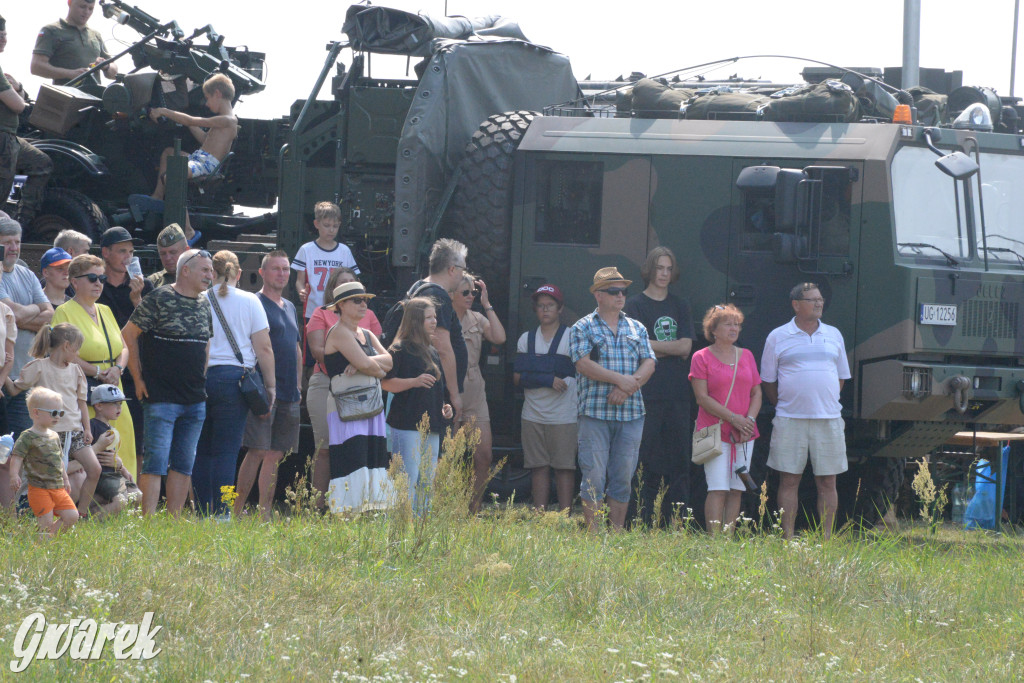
left=1, top=434, right=1021, bottom=681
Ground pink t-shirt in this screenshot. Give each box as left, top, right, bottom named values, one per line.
left=688, top=346, right=761, bottom=444
left=306, top=307, right=382, bottom=375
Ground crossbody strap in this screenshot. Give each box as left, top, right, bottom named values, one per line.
left=208, top=292, right=246, bottom=366
left=716, top=347, right=742, bottom=425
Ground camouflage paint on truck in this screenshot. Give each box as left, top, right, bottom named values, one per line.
left=511, top=116, right=1024, bottom=460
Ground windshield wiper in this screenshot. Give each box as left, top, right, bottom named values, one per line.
left=977, top=245, right=1024, bottom=270
left=897, top=242, right=961, bottom=267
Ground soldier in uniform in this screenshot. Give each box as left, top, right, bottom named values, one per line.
left=31, top=0, right=118, bottom=94
left=0, top=15, right=53, bottom=229
left=147, top=224, right=190, bottom=289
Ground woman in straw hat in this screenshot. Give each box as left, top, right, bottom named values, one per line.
left=321, top=281, right=393, bottom=512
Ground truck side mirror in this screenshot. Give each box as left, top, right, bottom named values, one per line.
left=771, top=232, right=805, bottom=263
left=774, top=169, right=808, bottom=232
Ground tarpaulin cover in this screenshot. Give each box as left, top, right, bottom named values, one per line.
left=343, top=5, right=529, bottom=57
left=391, top=39, right=578, bottom=268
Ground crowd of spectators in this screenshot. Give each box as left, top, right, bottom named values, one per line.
left=0, top=203, right=850, bottom=535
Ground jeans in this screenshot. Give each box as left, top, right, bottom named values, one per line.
left=4, top=392, right=30, bottom=440
left=390, top=427, right=440, bottom=515
left=577, top=415, right=644, bottom=503
left=142, top=401, right=206, bottom=477
left=193, top=365, right=249, bottom=515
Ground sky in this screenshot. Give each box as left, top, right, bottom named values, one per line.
left=4, top=1, right=1024, bottom=120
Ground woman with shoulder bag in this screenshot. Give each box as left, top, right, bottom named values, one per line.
left=321, top=281, right=393, bottom=513
left=193, top=251, right=275, bottom=516
left=688, top=304, right=762, bottom=534
left=53, top=254, right=137, bottom=478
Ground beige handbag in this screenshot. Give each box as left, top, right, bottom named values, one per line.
left=691, top=347, right=740, bottom=465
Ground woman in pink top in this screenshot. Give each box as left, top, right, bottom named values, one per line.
left=688, top=304, right=762, bottom=534
left=305, top=267, right=382, bottom=509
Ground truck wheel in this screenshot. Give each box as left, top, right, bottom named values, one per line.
left=836, top=457, right=905, bottom=529
left=29, top=188, right=109, bottom=243
left=444, top=110, right=539, bottom=317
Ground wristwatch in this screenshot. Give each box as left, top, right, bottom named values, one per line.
left=485, top=306, right=495, bottom=312
left=113, top=364, right=124, bottom=373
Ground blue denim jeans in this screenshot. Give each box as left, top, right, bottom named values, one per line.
left=4, top=392, right=30, bottom=440
left=577, top=415, right=644, bottom=503
left=141, top=401, right=206, bottom=477
left=390, top=427, right=440, bottom=515
left=193, top=365, right=249, bottom=515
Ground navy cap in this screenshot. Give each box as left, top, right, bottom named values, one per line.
left=40, top=247, right=73, bottom=270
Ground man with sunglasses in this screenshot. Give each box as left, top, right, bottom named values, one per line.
left=570, top=267, right=656, bottom=532
left=122, top=249, right=215, bottom=515
left=761, top=282, right=851, bottom=540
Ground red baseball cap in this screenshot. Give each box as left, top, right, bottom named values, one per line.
left=531, top=284, right=563, bottom=305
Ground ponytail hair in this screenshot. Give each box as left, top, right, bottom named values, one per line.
left=30, top=322, right=83, bottom=359
left=212, top=250, right=240, bottom=297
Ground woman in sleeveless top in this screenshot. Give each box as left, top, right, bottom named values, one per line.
left=453, top=272, right=506, bottom=513
left=321, top=281, right=393, bottom=513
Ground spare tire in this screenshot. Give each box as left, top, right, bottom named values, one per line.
left=30, top=187, right=109, bottom=243
left=442, top=110, right=538, bottom=319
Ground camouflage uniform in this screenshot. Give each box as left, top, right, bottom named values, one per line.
left=0, top=71, right=52, bottom=225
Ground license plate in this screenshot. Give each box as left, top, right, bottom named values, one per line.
left=919, top=303, right=957, bottom=326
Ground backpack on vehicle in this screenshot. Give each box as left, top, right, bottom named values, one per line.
left=380, top=280, right=442, bottom=346
left=761, top=79, right=860, bottom=123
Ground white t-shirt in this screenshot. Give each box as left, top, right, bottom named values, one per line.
left=760, top=318, right=851, bottom=419
left=290, top=241, right=359, bottom=318
left=517, top=326, right=577, bottom=425
left=205, top=286, right=269, bottom=368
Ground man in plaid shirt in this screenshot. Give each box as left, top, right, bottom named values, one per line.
left=570, top=267, right=656, bottom=531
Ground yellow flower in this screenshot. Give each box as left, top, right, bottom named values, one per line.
left=220, top=485, right=239, bottom=506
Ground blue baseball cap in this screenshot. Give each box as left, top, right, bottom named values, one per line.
left=40, top=247, right=73, bottom=270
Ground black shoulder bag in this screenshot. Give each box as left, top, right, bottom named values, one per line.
left=209, top=292, right=271, bottom=417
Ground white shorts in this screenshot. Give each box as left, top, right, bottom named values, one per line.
left=187, top=148, right=220, bottom=177
left=767, top=416, right=848, bottom=476
left=704, top=439, right=754, bottom=492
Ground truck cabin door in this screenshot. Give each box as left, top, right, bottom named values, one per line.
left=729, top=160, right=863, bottom=364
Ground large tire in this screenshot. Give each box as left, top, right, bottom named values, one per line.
left=443, top=110, right=538, bottom=318
left=29, top=188, right=109, bottom=243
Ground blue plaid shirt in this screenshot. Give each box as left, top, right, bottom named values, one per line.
left=569, top=310, right=656, bottom=421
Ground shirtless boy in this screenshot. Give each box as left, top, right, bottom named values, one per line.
left=149, top=73, right=237, bottom=200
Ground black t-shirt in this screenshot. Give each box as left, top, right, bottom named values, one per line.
left=90, top=417, right=116, bottom=473
left=624, top=291, right=695, bottom=402
left=257, top=293, right=301, bottom=403
left=128, top=285, right=213, bottom=404
left=99, top=275, right=154, bottom=329
left=410, top=280, right=467, bottom=393
left=385, top=345, right=446, bottom=433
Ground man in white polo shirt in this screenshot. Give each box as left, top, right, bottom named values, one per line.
left=761, top=282, right=851, bottom=540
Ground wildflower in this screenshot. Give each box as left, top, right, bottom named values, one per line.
left=220, top=485, right=239, bottom=506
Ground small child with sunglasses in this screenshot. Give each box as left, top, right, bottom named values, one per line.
left=8, top=387, right=79, bottom=536
left=5, top=323, right=98, bottom=518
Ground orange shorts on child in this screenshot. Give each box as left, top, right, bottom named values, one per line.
left=27, top=486, right=76, bottom=516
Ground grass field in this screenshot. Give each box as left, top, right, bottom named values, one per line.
left=2, top=482, right=1023, bottom=683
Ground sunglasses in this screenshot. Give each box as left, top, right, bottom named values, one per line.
left=459, top=288, right=479, bottom=297
left=73, top=273, right=107, bottom=284
left=37, top=408, right=66, bottom=418
left=182, top=249, right=212, bottom=268
left=348, top=296, right=372, bottom=304
left=601, top=287, right=628, bottom=296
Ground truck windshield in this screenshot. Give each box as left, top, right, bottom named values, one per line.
left=892, top=146, right=971, bottom=261
left=973, top=152, right=1024, bottom=266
